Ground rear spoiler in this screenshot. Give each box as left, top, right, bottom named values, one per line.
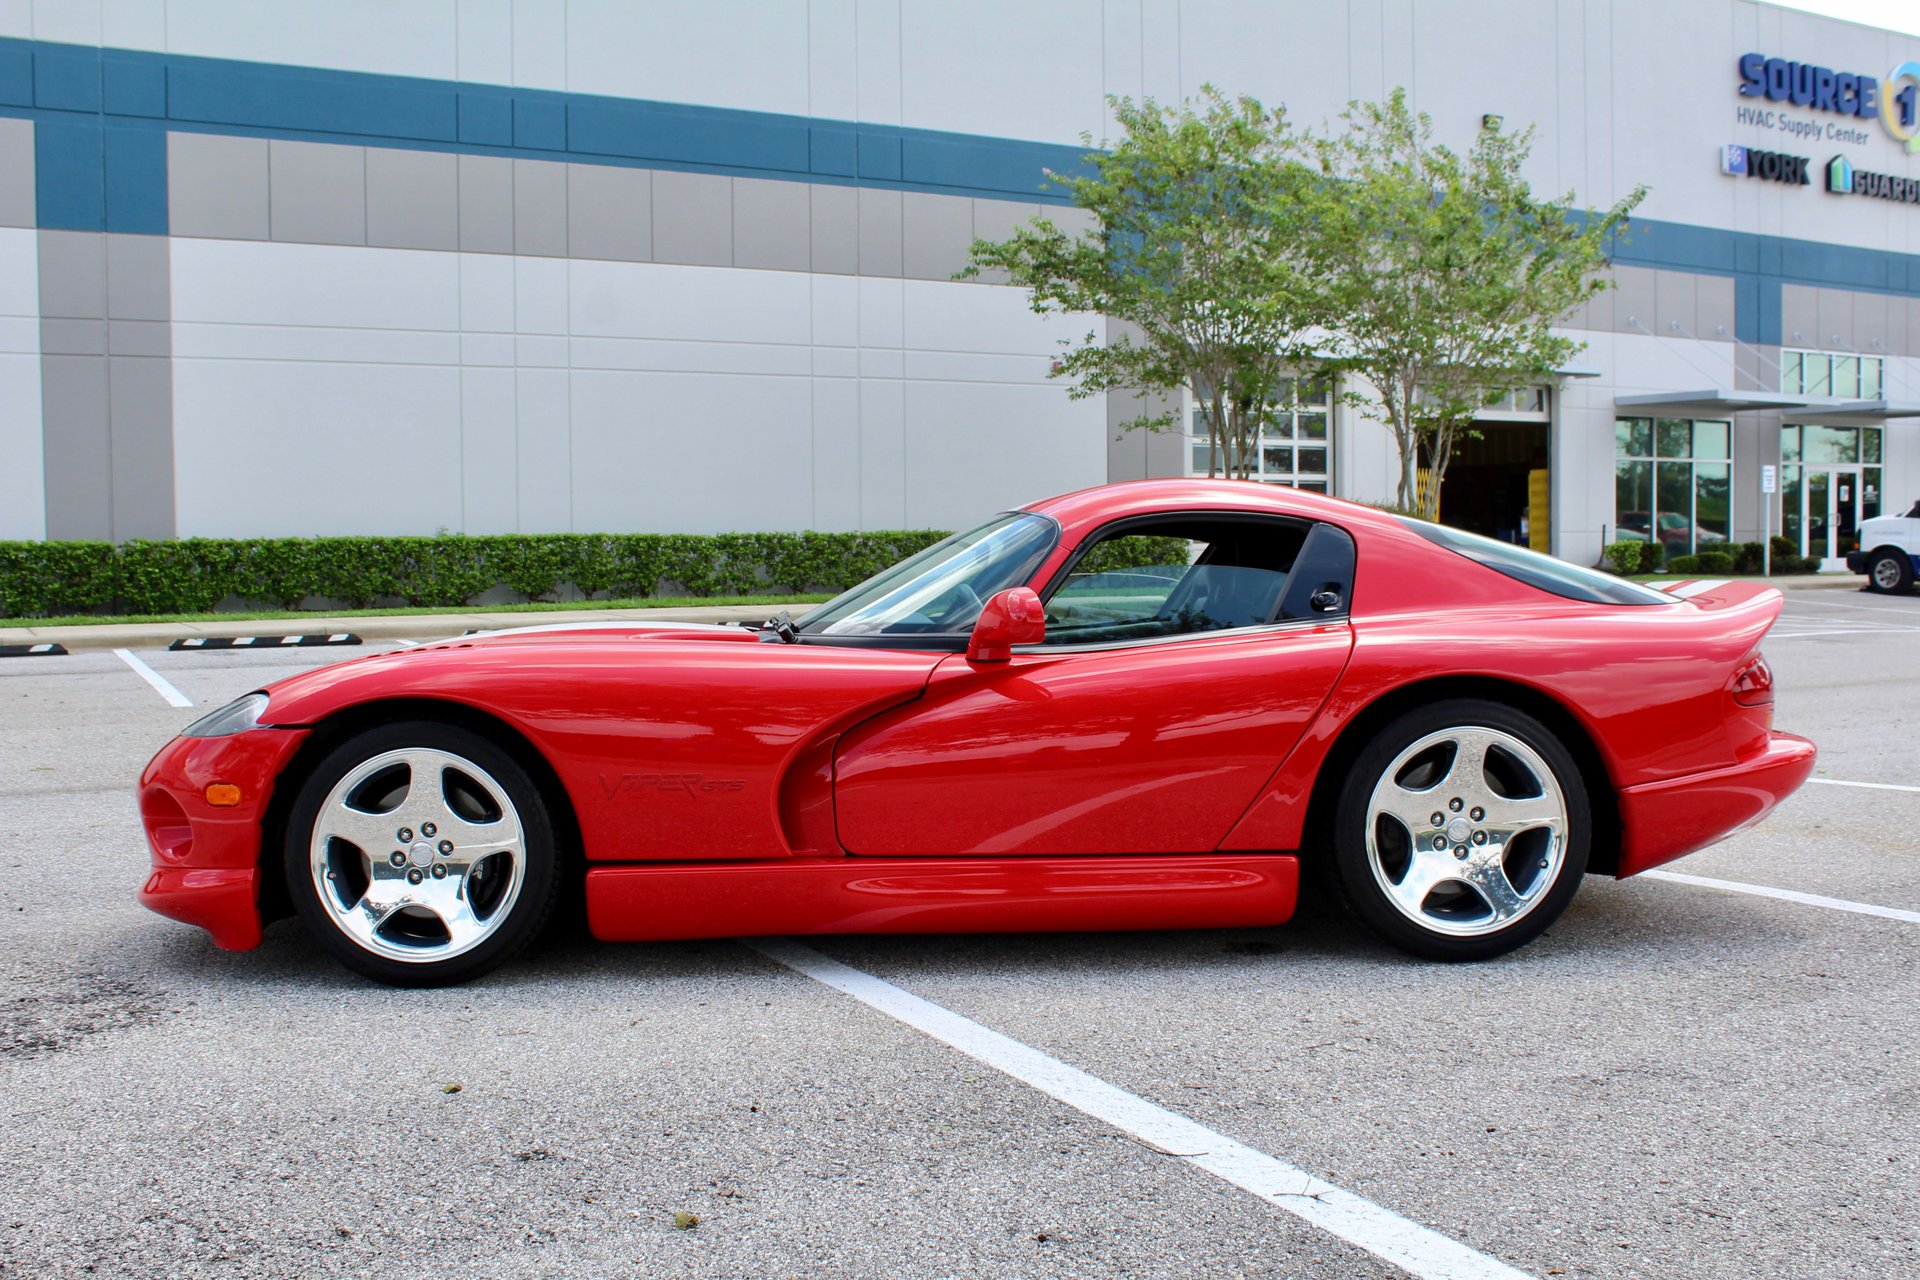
left=1655, top=578, right=1784, bottom=615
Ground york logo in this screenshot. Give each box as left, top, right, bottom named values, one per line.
left=599, top=773, right=747, bottom=799
left=1724, top=145, right=1809, bottom=185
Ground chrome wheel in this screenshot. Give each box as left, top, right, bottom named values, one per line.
left=1363, top=725, right=1569, bottom=939
left=1870, top=554, right=1906, bottom=592
left=307, top=747, right=527, bottom=964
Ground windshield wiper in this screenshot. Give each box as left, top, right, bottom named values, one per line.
left=760, top=610, right=800, bottom=644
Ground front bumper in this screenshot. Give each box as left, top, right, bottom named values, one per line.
left=1615, top=731, right=1816, bottom=877
left=136, top=727, right=309, bottom=950
left=1845, top=552, right=1869, bottom=574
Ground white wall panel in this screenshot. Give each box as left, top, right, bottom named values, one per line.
left=569, top=370, right=814, bottom=533
left=810, top=376, right=861, bottom=531
left=0, top=1, right=31, bottom=40
left=459, top=365, right=517, bottom=533
left=454, top=0, right=512, bottom=84
left=901, top=380, right=1104, bottom=530
left=170, top=321, right=460, bottom=366
left=900, top=0, right=1105, bottom=143
left=513, top=366, right=570, bottom=530
left=509, top=0, right=567, bottom=89
left=29, top=0, right=98, bottom=43
left=807, top=0, right=858, bottom=120
left=103, top=0, right=165, bottom=47
left=569, top=260, right=811, bottom=346
left=458, top=253, right=515, bottom=333
left=0, top=227, right=42, bottom=539
left=902, top=278, right=1092, bottom=356
left=858, top=377, right=906, bottom=527
left=170, top=240, right=461, bottom=332
left=564, top=0, right=810, bottom=116
left=172, top=359, right=462, bottom=537
left=160, top=0, right=458, bottom=79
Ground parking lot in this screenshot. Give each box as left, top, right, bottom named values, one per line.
left=1, top=588, right=1916, bottom=1280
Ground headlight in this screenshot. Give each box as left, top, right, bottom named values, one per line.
left=180, top=692, right=271, bottom=738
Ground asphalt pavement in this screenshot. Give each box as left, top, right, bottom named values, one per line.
left=0, top=587, right=1915, bottom=1279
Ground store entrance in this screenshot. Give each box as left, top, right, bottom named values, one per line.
left=1435, top=422, right=1551, bottom=550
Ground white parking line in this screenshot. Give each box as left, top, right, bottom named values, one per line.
left=112, top=648, right=192, bottom=708
left=1808, top=777, right=1920, bottom=794
left=1767, top=627, right=1920, bottom=639
left=1643, top=870, right=1920, bottom=925
left=747, top=938, right=1533, bottom=1280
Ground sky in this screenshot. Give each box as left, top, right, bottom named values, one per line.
left=1764, top=0, right=1920, bottom=38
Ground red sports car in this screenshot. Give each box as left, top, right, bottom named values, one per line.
left=138, top=480, right=1814, bottom=986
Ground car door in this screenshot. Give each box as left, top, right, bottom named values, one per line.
left=832, top=515, right=1356, bottom=857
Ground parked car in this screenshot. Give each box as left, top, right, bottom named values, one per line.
left=1616, top=511, right=1727, bottom=549
left=138, top=481, right=1814, bottom=985
left=1846, top=499, right=1920, bottom=593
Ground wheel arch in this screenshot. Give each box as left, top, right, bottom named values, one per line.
left=257, top=697, right=584, bottom=926
left=1302, top=675, right=1623, bottom=876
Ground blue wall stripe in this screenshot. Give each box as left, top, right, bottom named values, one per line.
left=0, top=32, right=1916, bottom=317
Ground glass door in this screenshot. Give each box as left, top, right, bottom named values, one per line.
left=1805, top=470, right=1831, bottom=561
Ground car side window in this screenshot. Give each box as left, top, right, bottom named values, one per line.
left=1041, top=516, right=1320, bottom=646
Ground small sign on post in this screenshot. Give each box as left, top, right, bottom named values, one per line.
left=1760, top=465, right=1777, bottom=577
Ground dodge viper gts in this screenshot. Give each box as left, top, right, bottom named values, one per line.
left=138, top=480, right=1815, bottom=985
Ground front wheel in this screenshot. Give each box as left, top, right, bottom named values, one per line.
left=1325, top=700, right=1590, bottom=961
left=285, top=721, right=561, bottom=986
left=1866, top=549, right=1913, bottom=594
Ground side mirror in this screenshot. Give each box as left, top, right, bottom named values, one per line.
left=966, top=587, right=1046, bottom=662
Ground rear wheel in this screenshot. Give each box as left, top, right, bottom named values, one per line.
left=1325, top=700, right=1589, bottom=961
left=1866, top=548, right=1913, bottom=594
left=285, top=721, right=559, bottom=986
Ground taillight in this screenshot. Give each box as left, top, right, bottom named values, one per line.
left=1730, top=652, right=1774, bottom=706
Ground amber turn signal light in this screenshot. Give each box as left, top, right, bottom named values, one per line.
left=204, top=783, right=243, bottom=807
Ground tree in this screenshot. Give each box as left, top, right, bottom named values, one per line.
left=1315, top=91, right=1645, bottom=517
left=962, top=88, right=1338, bottom=480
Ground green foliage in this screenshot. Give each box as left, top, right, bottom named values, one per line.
left=1694, top=551, right=1734, bottom=574
left=1768, top=535, right=1817, bottom=574
left=1313, top=91, right=1647, bottom=517
left=1603, top=540, right=1659, bottom=575
left=0, top=540, right=117, bottom=617
left=0, top=531, right=951, bottom=619
left=1665, top=554, right=1700, bottom=575
left=1729, top=541, right=1766, bottom=575
left=963, top=87, right=1339, bottom=479
left=1076, top=535, right=1193, bottom=575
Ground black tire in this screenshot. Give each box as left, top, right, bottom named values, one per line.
left=1322, top=699, right=1590, bottom=962
left=284, top=720, right=561, bottom=986
left=1865, top=548, right=1914, bottom=594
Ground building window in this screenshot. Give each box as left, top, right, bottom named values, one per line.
left=1780, top=349, right=1883, bottom=399
left=1187, top=377, right=1332, bottom=492
left=1613, top=417, right=1731, bottom=556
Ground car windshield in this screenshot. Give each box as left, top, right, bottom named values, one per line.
left=796, top=512, right=1059, bottom=636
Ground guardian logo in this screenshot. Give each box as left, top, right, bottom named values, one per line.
left=1828, top=154, right=1854, bottom=193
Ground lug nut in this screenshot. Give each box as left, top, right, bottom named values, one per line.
left=1448, top=798, right=1464, bottom=812
left=406, top=868, right=424, bottom=885
left=437, top=840, right=453, bottom=855
left=1430, top=813, right=1445, bottom=827
left=397, top=827, right=413, bottom=842
left=431, top=864, right=447, bottom=880
left=389, top=850, right=406, bottom=867
left=1470, top=807, right=1484, bottom=821
left=1453, top=845, right=1469, bottom=860
left=1472, top=831, right=1488, bottom=846
left=421, top=822, right=437, bottom=837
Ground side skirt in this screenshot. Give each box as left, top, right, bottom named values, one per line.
left=585, top=854, right=1299, bottom=942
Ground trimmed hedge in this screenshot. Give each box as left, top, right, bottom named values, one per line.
left=1603, top=540, right=1660, bottom=575
left=0, top=531, right=954, bottom=619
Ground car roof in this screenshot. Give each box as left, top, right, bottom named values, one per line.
left=1022, top=478, right=1405, bottom=543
